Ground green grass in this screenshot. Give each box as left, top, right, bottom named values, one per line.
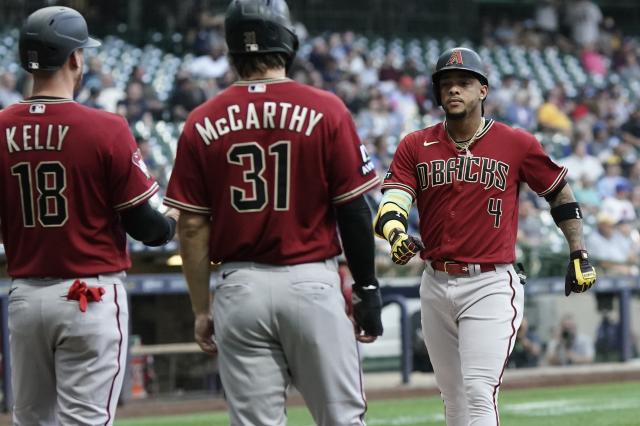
left=115, top=380, right=640, bottom=426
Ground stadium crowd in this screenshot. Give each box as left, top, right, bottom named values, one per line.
left=0, top=0, right=639, bottom=278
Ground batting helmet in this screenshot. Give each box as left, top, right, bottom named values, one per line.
left=431, top=47, right=488, bottom=106
left=19, top=6, right=100, bottom=73
left=224, top=0, right=298, bottom=61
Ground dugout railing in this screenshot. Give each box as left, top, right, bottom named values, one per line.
left=0, top=274, right=638, bottom=412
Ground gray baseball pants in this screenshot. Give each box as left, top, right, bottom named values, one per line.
left=214, top=259, right=367, bottom=426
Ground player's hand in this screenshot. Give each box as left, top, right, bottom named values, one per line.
left=565, top=250, right=597, bottom=297
left=388, top=228, right=425, bottom=265
left=194, top=312, right=217, bottom=355
left=352, top=282, right=383, bottom=343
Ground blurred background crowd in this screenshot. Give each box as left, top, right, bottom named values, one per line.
left=0, top=1, right=639, bottom=394
left=1, top=1, right=640, bottom=279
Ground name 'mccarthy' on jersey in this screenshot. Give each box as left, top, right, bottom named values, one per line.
left=382, top=119, right=566, bottom=264
left=164, top=78, right=379, bottom=265
left=0, top=98, right=159, bottom=278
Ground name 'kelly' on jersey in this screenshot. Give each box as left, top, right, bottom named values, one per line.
left=382, top=119, right=566, bottom=264
left=165, top=78, right=378, bottom=265
left=0, top=98, right=159, bottom=278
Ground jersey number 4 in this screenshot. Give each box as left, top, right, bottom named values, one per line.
left=227, top=141, right=291, bottom=212
left=11, top=162, right=68, bottom=227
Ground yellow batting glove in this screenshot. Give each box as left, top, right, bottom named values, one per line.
left=388, top=228, right=425, bottom=265
left=565, top=250, right=597, bottom=296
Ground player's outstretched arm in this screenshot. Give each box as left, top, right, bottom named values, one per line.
left=120, top=202, right=178, bottom=246
left=336, top=195, right=383, bottom=343
left=373, top=189, right=424, bottom=265
left=178, top=212, right=217, bottom=355
left=547, top=184, right=597, bottom=296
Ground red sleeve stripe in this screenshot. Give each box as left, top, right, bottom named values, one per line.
left=163, top=197, right=212, bottom=214
left=332, top=176, right=380, bottom=204
left=537, top=167, right=568, bottom=197
left=381, top=182, right=417, bottom=200
left=113, top=183, right=160, bottom=211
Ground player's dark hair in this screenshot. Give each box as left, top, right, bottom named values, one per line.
left=229, top=52, right=288, bottom=79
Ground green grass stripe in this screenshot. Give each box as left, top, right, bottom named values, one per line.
left=115, top=380, right=640, bottom=426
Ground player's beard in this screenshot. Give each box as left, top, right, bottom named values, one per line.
left=444, top=100, right=479, bottom=121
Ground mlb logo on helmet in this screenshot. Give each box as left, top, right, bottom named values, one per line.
left=28, top=51, right=39, bottom=70
left=446, top=50, right=464, bottom=66
left=244, top=31, right=259, bottom=52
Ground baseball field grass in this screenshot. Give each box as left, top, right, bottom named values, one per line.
left=114, top=380, right=640, bottom=426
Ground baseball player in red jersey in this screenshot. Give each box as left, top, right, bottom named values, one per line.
left=374, top=47, right=597, bottom=426
left=0, top=7, right=178, bottom=425
left=164, top=1, right=383, bottom=425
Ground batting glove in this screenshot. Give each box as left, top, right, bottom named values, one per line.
left=352, top=282, right=383, bottom=337
left=565, top=250, right=597, bottom=296
left=388, top=228, right=425, bottom=265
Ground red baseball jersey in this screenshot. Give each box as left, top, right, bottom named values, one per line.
left=165, top=78, right=378, bottom=265
left=382, top=119, right=566, bottom=263
left=0, top=97, right=158, bottom=277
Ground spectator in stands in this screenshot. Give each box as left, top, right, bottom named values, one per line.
left=307, top=37, right=331, bottom=75
left=378, top=52, right=402, bottom=82
left=564, top=0, right=602, bottom=48
left=621, top=109, right=640, bottom=149
left=389, top=75, right=419, bottom=133
left=581, top=43, right=607, bottom=76
left=168, top=71, right=207, bottom=121
left=535, top=0, right=559, bottom=43
left=595, top=311, right=622, bottom=362
left=597, top=160, right=630, bottom=198
left=82, top=56, right=103, bottom=92
left=558, top=139, right=604, bottom=183
left=509, top=317, right=543, bottom=368
left=117, top=81, right=151, bottom=124
left=545, top=314, right=595, bottom=366
left=601, top=181, right=636, bottom=223
left=357, top=90, right=401, bottom=140
left=572, top=175, right=602, bottom=213
left=135, top=136, right=166, bottom=186
left=517, top=198, right=547, bottom=248
left=591, top=121, right=616, bottom=160
left=0, top=72, right=22, bottom=108
left=586, top=212, right=639, bottom=276
left=97, top=73, right=125, bottom=113
left=504, top=91, right=536, bottom=131
left=128, top=65, right=165, bottom=119
left=538, top=88, right=572, bottom=135
left=188, top=37, right=229, bottom=80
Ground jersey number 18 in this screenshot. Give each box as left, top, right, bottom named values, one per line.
left=11, top=161, right=68, bottom=227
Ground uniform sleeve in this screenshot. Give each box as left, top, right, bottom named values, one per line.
left=109, top=120, right=159, bottom=211
left=164, top=124, right=211, bottom=214
left=519, top=132, right=567, bottom=198
left=328, top=112, right=379, bottom=205
left=380, top=134, right=418, bottom=200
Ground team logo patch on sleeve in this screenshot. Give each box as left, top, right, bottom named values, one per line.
left=132, top=149, right=152, bottom=179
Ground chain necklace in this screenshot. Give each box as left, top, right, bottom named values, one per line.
left=446, top=117, right=485, bottom=157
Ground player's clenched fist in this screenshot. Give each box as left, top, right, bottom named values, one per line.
left=388, top=228, right=425, bottom=265
left=565, top=250, right=597, bottom=296
left=352, top=282, right=383, bottom=342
